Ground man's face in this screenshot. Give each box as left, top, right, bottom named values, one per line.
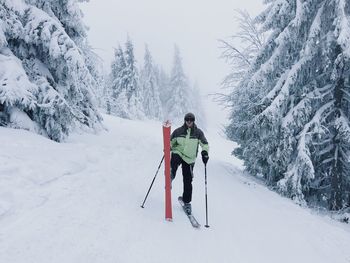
left=185, top=117, right=194, bottom=128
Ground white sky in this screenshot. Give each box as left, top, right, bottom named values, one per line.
left=80, top=0, right=264, bottom=130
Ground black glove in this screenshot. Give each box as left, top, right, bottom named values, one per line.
left=201, top=150, right=209, bottom=164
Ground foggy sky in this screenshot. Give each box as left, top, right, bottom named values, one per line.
left=80, top=0, right=264, bottom=129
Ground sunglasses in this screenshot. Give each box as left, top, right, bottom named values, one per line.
left=185, top=118, right=195, bottom=122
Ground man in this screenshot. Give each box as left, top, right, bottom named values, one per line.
left=170, top=112, right=209, bottom=214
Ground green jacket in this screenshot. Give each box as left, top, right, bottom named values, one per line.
left=171, top=123, right=209, bottom=164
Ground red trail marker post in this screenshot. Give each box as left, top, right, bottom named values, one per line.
left=163, top=120, right=172, bottom=221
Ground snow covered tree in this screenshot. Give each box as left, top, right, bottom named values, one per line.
left=219, top=9, right=266, bottom=90
left=155, top=65, right=171, bottom=115
left=226, top=0, right=350, bottom=210
left=164, top=45, right=192, bottom=123
left=140, top=45, right=162, bottom=120
left=123, top=37, right=144, bottom=119
left=107, top=45, right=126, bottom=116
left=27, top=0, right=87, bottom=43
left=81, top=43, right=105, bottom=109
left=107, top=37, right=144, bottom=119
left=188, top=81, right=207, bottom=128
left=0, top=0, right=102, bottom=141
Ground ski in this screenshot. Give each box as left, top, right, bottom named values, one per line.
left=178, top=196, right=201, bottom=228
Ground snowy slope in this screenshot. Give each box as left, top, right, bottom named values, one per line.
left=1, top=114, right=350, bottom=263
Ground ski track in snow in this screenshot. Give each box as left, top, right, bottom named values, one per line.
left=0, top=114, right=350, bottom=263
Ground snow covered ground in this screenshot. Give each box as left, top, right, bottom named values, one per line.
left=1, top=114, right=350, bottom=263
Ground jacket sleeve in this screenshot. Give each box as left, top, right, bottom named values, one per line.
left=198, top=130, right=209, bottom=153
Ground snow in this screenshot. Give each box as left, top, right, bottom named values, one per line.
left=1, top=114, right=350, bottom=263
left=8, top=106, right=41, bottom=133
left=336, top=0, right=350, bottom=58
left=0, top=50, right=37, bottom=107
left=3, top=0, right=27, bottom=14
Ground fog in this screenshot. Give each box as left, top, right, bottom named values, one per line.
left=81, top=0, right=264, bottom=131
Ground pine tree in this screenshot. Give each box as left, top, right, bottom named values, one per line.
left=107, top=37, right=144, bottom=119
left=81, top=43, right=105, bottom=109
left=0, top=0, right=102, bottom=141
left=123, top=37, right=144, bottom=119
left=140, top=45, right=162, bottom=120
left=188, top=81, right=206, bottom=128
left=108, top=45, right=127, bottom=116
left=156, top=65, right=170, bottom=115
left=226, top=0, right=350, bottom=209
left=165, top=45, right=191, bottom=123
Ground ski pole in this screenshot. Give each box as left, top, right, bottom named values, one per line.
left=141, top=155, right=164, bottom=208
left=204, top=163, right=210, bottom=228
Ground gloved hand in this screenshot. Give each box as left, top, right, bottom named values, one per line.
left=201, top=150, right=209, bottom=164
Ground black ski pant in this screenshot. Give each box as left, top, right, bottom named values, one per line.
left=170, top=153, right=194, bottom=204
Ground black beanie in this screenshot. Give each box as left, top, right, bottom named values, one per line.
left=184, top=112, right=195, bottom=121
